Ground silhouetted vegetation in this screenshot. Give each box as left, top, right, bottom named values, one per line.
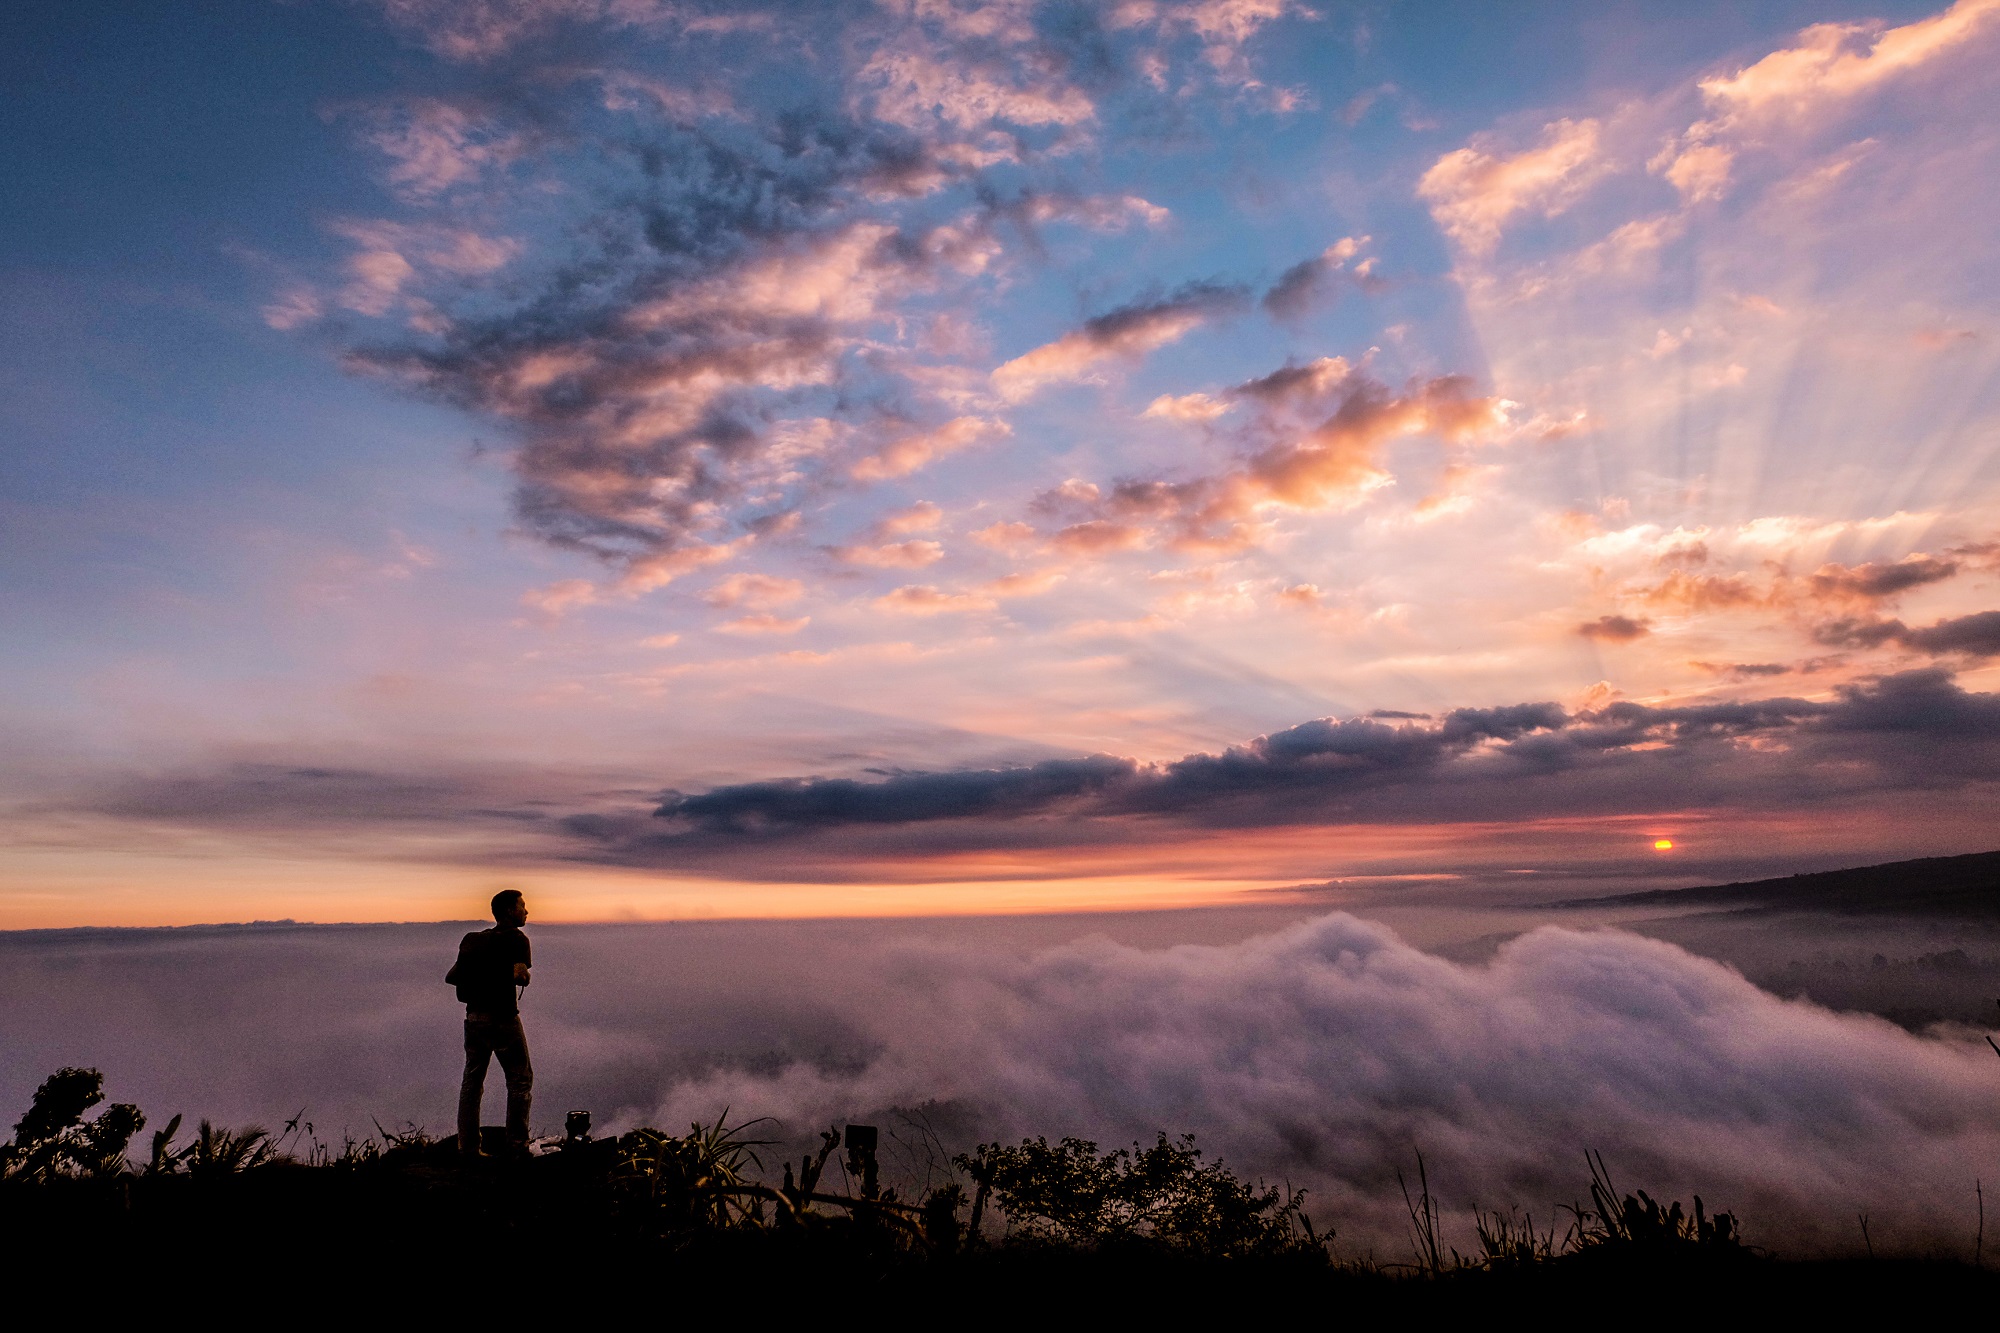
left=2, top=1067, right=1992, bottom=1314
left=0, top=1067, right=144, bottom=1181
left=953, top=1133, right=1319, bottom=1257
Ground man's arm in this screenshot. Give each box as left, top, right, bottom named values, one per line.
left=512, top=933, right=531, bottom=987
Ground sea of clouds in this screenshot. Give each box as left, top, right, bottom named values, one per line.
left=5, top=909, right=1996, bottom=1257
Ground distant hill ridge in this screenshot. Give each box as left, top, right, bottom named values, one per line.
left=1566, top=850, right=2000, bottom=917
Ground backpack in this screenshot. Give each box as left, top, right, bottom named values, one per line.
left=445, top=930, right=506, bottom=1004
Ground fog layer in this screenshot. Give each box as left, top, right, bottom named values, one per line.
left=5, top=910, right=1995, bottom=1257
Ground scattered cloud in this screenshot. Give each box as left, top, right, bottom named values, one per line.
left=1697, top=0, right=2000, bottom=125
left=1816, top=610, right=2000, bottom=658
left=971, top=520, right=1038, bottom=549
left=1578, top=614, right=1652, bottom=642
left=521, top=577, right=600, bottom=615
left=991, top=283, right=1251, bottom=401
left=704, top=573, right=805, bottom=611
left=719, top=612, right=811, bottom=635
left=1142, top=392, right=1233, bottom=422
left=371, top=0, right=755, bottom=63
left=1804, top=555, right=1960, bottom=606
left=1029, top=358, right=1500, bottom=552
left=360, top=98, right=525, bottom=199
left=828, top=539, right=946, bottom=569
left=983, top=568, right=1066, bottom=598
left=872, top=584, right=998, bottom=615
left=1418, top=118, right=1605, bottom=256
left=872, top=501, right=944, bottom=538
left=1638, top=570, right=1763, bottom=612
left=1262, top=236, right=1368, bottom=319
left=852, top=417, right=1009, bottom=481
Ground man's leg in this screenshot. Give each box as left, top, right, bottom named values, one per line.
left=493, top=1016, right=534, bottom=1150
left=458, top=1019, right=495, bottom=1154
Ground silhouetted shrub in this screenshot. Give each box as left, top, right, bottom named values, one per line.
left=0, top=1068, right=146, bottom=1182
left=954, top=1132, right=1323, bottom=1258
left=613, top=1113, right=773, bottom=1231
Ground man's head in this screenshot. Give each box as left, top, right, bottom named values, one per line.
left=491, top=889, right=528, bottom=927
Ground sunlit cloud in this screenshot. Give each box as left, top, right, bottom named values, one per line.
left=851, top=417, right=1009, bottom=480
left=872, top=583, right=999, bottom=615
left=1697, top=0, right=2000, bottom=124
left=703, top=573, right=805, bottom=610
left=991, top=283, right=1250, bottom=401
left=1418, top=118, right=1605, bottom=257
left=718, top=611, right=811, bottom=634
left=828, top=539, right=946, bottom=569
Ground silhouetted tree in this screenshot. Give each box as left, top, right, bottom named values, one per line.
left=0, top=1067, right=145, bottom=1182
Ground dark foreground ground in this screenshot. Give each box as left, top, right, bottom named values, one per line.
left=7, top=1133, right=1994, bottom=1322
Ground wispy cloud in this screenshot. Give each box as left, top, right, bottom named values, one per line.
left=991, top=282, right=1250, bottom=401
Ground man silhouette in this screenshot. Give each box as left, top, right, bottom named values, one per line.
left=448, top=889, right=534, bottom=1158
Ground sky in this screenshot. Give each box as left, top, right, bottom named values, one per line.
left=5, top=0, right=2000, bottom=927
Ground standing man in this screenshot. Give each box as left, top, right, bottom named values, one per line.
left=447, top=889, right=534, bottom=1158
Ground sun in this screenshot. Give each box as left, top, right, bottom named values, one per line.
left=1653, top=838, right=1675, bottom=851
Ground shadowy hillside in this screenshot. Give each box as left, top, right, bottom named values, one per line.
left=1565, top=850, right=2000, bottom=918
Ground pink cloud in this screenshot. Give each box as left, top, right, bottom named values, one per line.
left=1418, top=118, right=1605, bottom=256
left=1017, top=191, right=1172, bottom=231
left=852, top=417, right=1009, bottom=481
left=318, top=219, right=521, bottom=324
left=719, top=612, right=811, bottom=635
left=1698, top=0, right=2000, bottom=123
left=371, top=0, right=734, bottom=62
left=873, top=584, right=998, bottom=615
left=1142, top=392, right=1233, bottom=421
left=1112, top=0, right=1319, bottom=104
left=828, top=540, right=947, bottom=570
left=972, top=520, right=1039, bottom=550
left=703, top=573, right=805, bottom=611
left=872, top=501, right=944, bottom=538
left=520, top=577, right=599, bottom=615
left=1638, top=0, right=2000, bottom=210
left=1024, top=362, right=1503, bottom=557
left=861, top=46, right=1096, bottom=134
left=984, top=569, right=1067, bottom=598
left=363, top=99, right=524, bottom=199
left=1051, top=520, right=1150, bottom=555
left=992, top=284, right=1248, bottom=400
left=1638, top=570, right=1765, bottom=612
left=1651, top=140, right=1733, bottom=204
left=617, top=540, right=748, bottom=595
left=261, top=287, right=323, bottom=331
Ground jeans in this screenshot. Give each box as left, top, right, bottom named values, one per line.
left=458, top=1013, right=533, bottom=1151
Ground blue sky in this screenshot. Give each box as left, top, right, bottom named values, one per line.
left=3, top=0, right=1997, bottom=926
